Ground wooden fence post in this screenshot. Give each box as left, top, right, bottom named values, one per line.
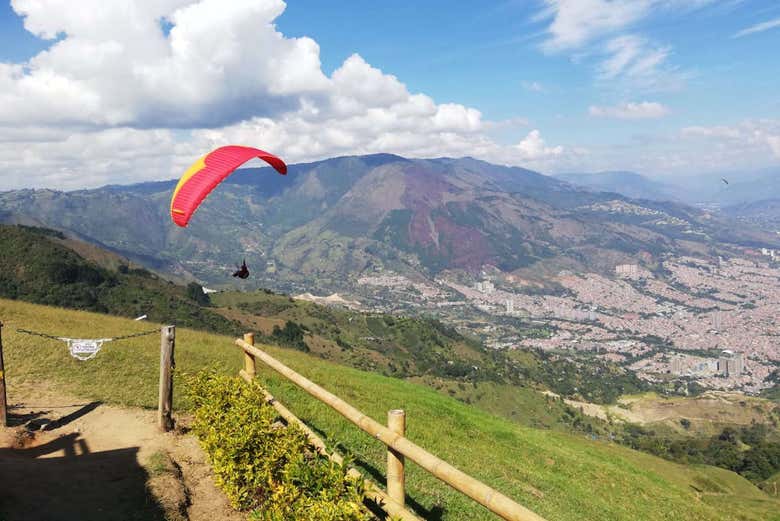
left=0, top=322, right=7, bottom=427
left=158, top=325, right=175, bottom=432
left=243, top=332, right=256, bottom=379
left=387, top=409, right=406, bottom=507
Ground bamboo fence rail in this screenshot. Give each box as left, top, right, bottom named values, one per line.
left=235, top=337, right=547, bottom=521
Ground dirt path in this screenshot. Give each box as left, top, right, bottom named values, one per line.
left=0, top=383, right=243, bottom=521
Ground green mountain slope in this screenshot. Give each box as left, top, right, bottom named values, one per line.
left=1, top=155, right=776, bottom=292
left=210, top=289, right=651, bottom=407
left=1, top=298, right=777, bottom=521
left=0, top=224, right=239, bottom=334
left=0, top=224, right=644, bottom=413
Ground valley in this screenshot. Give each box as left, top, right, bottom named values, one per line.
left=2, top=155, right=779, bottom=400
left=3, top=2, right=779, bottom=519
left=353, top=251, right=780, bottom=396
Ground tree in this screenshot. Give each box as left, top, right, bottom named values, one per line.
left=186, top=282, right=211, bottom=306
left=272, top=321, right=309, bottom=352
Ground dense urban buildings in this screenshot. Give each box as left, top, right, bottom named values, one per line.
left=356, top=252, right=780, bottom=394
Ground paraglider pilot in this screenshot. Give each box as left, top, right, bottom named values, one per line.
left=233, top=259, right=249, bottom=279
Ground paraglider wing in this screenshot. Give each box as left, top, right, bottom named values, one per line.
left=170, top=145, right=287, bottom=227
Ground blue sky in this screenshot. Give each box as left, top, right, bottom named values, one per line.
left=0, top=0, right=778, bottom=189
left=278, top=1, right=780, bottom=142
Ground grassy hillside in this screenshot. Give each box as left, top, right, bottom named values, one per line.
left=214, top=289, right=494, bottom=378
left=212, top=289, right=651, bottom=406
left=0, top=225, right=239, bottom=334
left=1, top=298, right=778, bottom=521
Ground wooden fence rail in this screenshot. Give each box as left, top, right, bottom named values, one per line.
left=238, top=334, right=420, bottom=521
left=0, top=322, right=7, bottom=427
left=235, top=336, right=546, bottom=521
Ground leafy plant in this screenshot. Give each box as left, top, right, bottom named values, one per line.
left=186, top=370, right=370, bottom=520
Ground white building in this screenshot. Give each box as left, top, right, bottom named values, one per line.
left=615, top=264, right=639, bottom=277
left=670, top=355, right=683, bottom=375
left=475, top=280, right=495, bottom=294
left=718, top=350, right=745, bottom=377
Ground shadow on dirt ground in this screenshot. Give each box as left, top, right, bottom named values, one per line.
left=0, top=403, right=167, bottom=521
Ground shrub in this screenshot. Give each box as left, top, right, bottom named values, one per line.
left=271, top=321, right=309, bottom=352
left=186, top=282, right=212, bottom=306
left=186, top=371, right=369, bottom=520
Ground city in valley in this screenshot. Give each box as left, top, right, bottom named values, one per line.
left=354, top=248, right=780, bottom=395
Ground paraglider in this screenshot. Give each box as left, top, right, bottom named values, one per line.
left=232, top=259, right=249, bottom=279
left=170, top=145, right=287, bottom=228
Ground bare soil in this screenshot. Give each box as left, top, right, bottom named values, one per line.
left=0, top=382, right=243, bottom=521
left=543, top=390, right=776, bottom=434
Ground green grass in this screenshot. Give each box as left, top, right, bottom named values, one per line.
left=2, top=298, right=778, bottom=521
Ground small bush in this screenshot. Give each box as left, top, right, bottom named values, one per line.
left=186, top=282, right=212, bottom=306
left=186, top=371, right=369, bottom=520
left=271, top=321, right=309, bottom=352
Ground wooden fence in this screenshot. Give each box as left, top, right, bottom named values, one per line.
left=235, top=334, right=547, bottom=521
left=1, top=322, right=7, bottom=427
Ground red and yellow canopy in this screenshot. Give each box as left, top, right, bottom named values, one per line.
left=170, top=145, right=287, bottom=227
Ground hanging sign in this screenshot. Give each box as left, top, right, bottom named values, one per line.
left=66, top=339, right=107, bottom=361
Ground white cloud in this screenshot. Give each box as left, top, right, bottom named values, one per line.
left=0, top=0, right=576, bottom=189
left=536, top=1, right=713, bottom=91
left=2, top=0, right=330, bottom=128
left=766, top=136, right=780, bottom=158
left=521, top=80, right=545, bottom=92
left=513, top=130, right=564, bottom=160
left=681, top=125, right=741, bottom=139
left=733, top=17, right=780, bottom=38
left=589, top=101, right=670, bottom=119
left=598, top=35, right=668, bottom=78
left=2, top=0, right=773, bottom=189
left=596, top=34, right=687, bottom=92
left=681, top=120, right=780, bottom=159
left=537, top=0, right=652, bottom=51
left=0, top=127, right=181, bottom=190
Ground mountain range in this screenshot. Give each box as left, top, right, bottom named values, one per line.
left=560, top=169, right=780, bottom=208
left=554, top=171, right=681, bottom=202
left=1, top=154, right=777, bottom=292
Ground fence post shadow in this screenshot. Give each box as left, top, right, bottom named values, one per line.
left=0, top=432, right=168, bottom=521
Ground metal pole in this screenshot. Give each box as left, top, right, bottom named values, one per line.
left=158, top=325, right=175, bottom=432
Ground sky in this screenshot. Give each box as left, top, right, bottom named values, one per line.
left=0, top=0, right=778, bottom=190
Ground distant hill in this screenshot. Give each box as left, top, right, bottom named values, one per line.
left=555, top=171, right=680, bottom=202
left=0, top=224, right=239, bottom=334
left=0, top=155, right=777, bottom=294
left=711, top=172, right=780, bottom=206
left=653, top=169, right=780, bottom=206
left=723, top=198, right=780, bottom=231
